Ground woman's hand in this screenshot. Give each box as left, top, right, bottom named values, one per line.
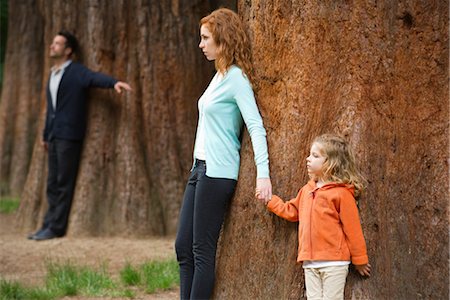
left=255, top=178, right=272, bottom=204
left=355, top=263, right=371, bottom=277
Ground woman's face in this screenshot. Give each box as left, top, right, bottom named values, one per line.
left=199, top=25, right=218, bottom=61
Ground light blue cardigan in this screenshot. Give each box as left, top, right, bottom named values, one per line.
left=192, top=65, right=270, bottom=180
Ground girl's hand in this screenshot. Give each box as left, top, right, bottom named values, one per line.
left=255, top=178, right=272, bottom=204
left=355, top=263, right=371, bottom=277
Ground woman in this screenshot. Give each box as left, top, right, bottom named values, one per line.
left=175, top=8, right=272, bottom=299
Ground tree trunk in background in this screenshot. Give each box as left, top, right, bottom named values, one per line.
left=214, top=1, right=448, bottom=299
left=0, top=0, right=44, bottom=196
left=15, top=0, right=221, bottom=236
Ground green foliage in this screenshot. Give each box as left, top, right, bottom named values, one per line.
left=0, top=279, right=26, bottom=300
left=0, top=259, right=179, bottom=299
left=120, top=263, right=142, bottom=286
left=0, top=280, right=55, bottom=300
left=122, top=288, right=136, bottom=298
left=0, top=196, right=20, bottom=213
left=141, top=259, right=179, bottom=293
left=19, top=288, right=56, bottom=300
left=45, top=261, right=116, bottom=297
left=119, top=259, right=179, bottom=293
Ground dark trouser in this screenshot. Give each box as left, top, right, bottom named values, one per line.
left=42, top=138, right=82, bottom=236
left=175, top=160, right=237, bottom=300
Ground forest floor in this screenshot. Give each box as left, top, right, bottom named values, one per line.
left=0, top=213, right=178, bottom=300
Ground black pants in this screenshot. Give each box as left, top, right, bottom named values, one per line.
left=175, top=160, right=237, bottom=300
left=42, top=138, right=82, bottom=236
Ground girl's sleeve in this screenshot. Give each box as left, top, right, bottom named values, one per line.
left=266, top=189, right=303, bottom=222
left=339, top=190, right=369, bottom=265
left=233, top=73, right=269, bottom=179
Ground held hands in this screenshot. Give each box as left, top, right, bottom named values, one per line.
left=114, top=81, right=132, bottom=94
left=255, top=178, right=272, bottom=205
left=354, top=263, right=371, bottom=277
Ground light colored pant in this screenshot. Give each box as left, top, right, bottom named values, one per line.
left=304, top=265, right=349, bottom=300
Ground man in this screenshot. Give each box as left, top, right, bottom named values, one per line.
left=28, top=31, right=131, bottom=240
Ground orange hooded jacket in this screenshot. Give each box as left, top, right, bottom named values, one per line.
left=267, top=180, right=368, bottom=265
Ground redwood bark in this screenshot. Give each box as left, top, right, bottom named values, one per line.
left=14, top=0, right=216, bottom=236
left=214, top=1, right=448, bottom=299
left=0, top=0, right=44, bottom=196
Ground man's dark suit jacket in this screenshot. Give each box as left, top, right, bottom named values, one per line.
left=43, top=62, right=118, bottom=142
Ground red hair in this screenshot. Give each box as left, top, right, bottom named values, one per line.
left=200, top=8, right=253, bottom=82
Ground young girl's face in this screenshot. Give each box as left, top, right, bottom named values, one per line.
left=306, top=142, right=326, bottom=179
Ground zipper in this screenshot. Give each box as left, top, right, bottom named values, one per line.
left=309, top=188, right=317, bottom=259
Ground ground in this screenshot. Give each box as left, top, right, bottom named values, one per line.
left=0, top=213, right=178, bottom=300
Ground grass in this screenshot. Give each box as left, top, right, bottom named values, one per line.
left=0, top=196, right=20, bottom=214
left=120, top=259, right=180, bottom=293
left=0, top=259, right=179, bottom=299
left=0, top=280, right=26, bottom=300
left=120, top=263, right=142, bottom=286
left=45, top=261, right=117, bottom=297
left=0, top=280, right=55, bottom=300
left=141, top=259, right=179, bottom=293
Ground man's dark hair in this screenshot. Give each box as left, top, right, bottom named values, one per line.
left=57, top=30, right=79, bottom=56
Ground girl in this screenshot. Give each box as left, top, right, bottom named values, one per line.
left=175, top=8, right=272, bottom=300
left=259, top=134, right=370, bottom=300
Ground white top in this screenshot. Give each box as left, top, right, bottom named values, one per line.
left=49, top=60, right=72, bottom=110
left=302, top=260, right=351, bottom=269
left=194, top=72, right=223, bottom=160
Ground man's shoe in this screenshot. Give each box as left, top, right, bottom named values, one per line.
left=33, top=228, right=60, bottom=241
left=27, top=228, right=46, bottom=240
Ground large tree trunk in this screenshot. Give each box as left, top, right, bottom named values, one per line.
left=0, top=0, right=44, bottom=196
left=14, top=0, right=220, bottom=236
left=214, top=1, right=448, bottom=299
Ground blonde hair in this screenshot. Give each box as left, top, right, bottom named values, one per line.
left=314, top=134, right=367, bottom=196
left=200, top=8, right=253, bottom=82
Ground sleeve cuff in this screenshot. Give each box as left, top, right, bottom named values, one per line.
left=256, top=164, right=270, bottom=179
left=351, top=254, right=369, bottom=265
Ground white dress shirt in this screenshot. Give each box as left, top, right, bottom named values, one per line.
left=49, top=60, right=72, bottom=110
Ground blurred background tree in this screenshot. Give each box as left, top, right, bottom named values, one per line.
left=0, top=0, right=7, bottom=90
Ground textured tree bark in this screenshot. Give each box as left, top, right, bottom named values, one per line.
left=14, top=0, right=217, bottom=236
left=214, top=1, right=448, bottom=299
left=0, top=0, right=44, bottom=196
